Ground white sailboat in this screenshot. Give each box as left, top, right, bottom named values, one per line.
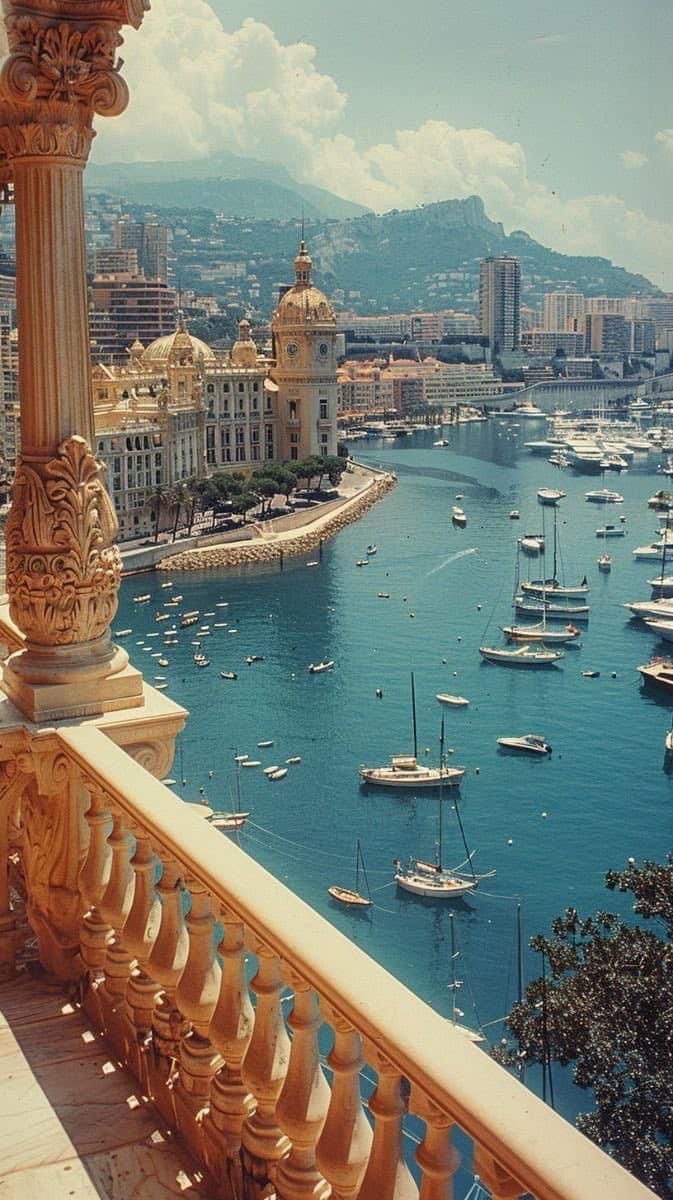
left=502, top=538, right=581, bottom=645
left=328, top=840, right=373, bottom=908
left=479, top=643, right=564, bottom=667
left=210, top=758, right=251, bottom=831
left=394, top=719, right=493, bottom=899
left=360, top=673, right=466, bottom=788
left=447, top=911, right=485, bottom=1042
left=520, top=505, right=589, bottom=598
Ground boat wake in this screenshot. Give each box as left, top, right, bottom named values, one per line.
left=427, top=547, right=479, bottom=577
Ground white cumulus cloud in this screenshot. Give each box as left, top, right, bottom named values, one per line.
left=94, top=0, right=673, bottom=287
left=620, top=149, right=648, bottom=169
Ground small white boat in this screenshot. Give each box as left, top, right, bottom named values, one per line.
left=436, top=693, right=470, bottom=706
left=269, top=768, right=288, bottom=780
left=158, top=657, right=169, bottom=667
left=210, top=811, right=250, bottom=831
left=367, top=544, right=378, bottom=555
left=537, top=488, right=566, bottom=505
left=433, top=438, right=450, bottom=447
left=160, top=581, right=173, bottom=589
left=585, top=489, right=623, bottom=503
left=286, top=756, right=302, bottom=765
left=355, top=558, right=370, bottom=566
left=306, top=561, right=319, bottom=568
left=479, top=643, right=564, bottom=667
left=359, top=755, right=465, bottom=789
left=155, top=613, right=170, bottom=623
left=308, top=660, right=335, bottom=673
left=452, top=506, right=467, bottom=525
left=596, top=525, right=625, bottom=538
left=114, top=628, right=132, bottom=637
left=233, top=754, right=249, bottom=763
left=241, top=759, right=261, bottom=768
left=497, top=734, right=552, bottom=755
left=666, top=728, right=673, bottom=754
left=257, top=740, right=274, bottom=748
left=155, top=683, right=168, bottom=691
left=502, top=621, right=580, bottom=644
left=263, top=765, right=279, bottom=776
left=520, top=534, right=544, bottom=554
left=133, top=593, right=151, bottom=603
left=220, top=669, right=238, bottom=680
left=597, top=553, right=612, bottom=572
left=509, top=510, right=520, bottom=519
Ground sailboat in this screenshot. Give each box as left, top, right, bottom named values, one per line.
left=328, top=840, right=373, bottom=908
left=394, top=719, right=493, bottom=899
left=359, top=672, right=465, bottom=788
left=502, top=539, right=581, bottom=645
left=521, top=504, right=589, bottom=597
left=447, top=912, right=484, bottom=1042
left=210, top=757, right=251, bottom=831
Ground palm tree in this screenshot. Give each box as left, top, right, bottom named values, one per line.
left=148, top=484, right=165, bottom=544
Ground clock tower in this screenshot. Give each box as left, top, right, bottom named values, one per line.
left=271, top=241, right=338, bottom=463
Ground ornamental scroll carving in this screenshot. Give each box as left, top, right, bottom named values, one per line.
left=5, top=435, right=121, bottom=645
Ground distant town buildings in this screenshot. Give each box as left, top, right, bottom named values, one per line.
left=479, top=256, right=521, bottom=352
left=114, top=217, right=170, bottom=283
left=337, top=358, right=521, bottom=418
left=543, top=292, right=585, bottom=332
left=336, top=309, right=480, bottom=342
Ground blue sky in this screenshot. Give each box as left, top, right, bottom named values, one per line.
left=96, top=0, right=673, bottom=287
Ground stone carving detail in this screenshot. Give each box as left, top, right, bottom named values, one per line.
left=5, top=435, right=121, bottom=645
left=126, top=739, right=175, bottom=781
left=1, top=15, right=128, bottom=114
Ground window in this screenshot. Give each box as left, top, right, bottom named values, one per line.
left=223, top=382, right=230, bottom=392
left=206, top=383, right=215, bottom=393
left=238, top=382, right=244, bottom=393
left=320, top=399, right=328, bottom=420
left=290, top=446, right=298, bottom=460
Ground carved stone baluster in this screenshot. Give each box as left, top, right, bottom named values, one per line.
left=173, top=879, right=223, bottom=1163
left=414, top=1099, right=459, bottom=1200
left=275, top=974, right=331, bottom=1200
left=315, top=1013, right=372, bottom=1200
left=146, top=851, right=189, bottom=1127
left=240, top=942, right=291, bottom=1197
left=202, top=906, right=255, bottom=1191
left=98, top=810, right=135, bottom=1056
left=20, top=749, right=86, bottom=980
left=358, top=1053, right=417, bottom=1200
left=472, top=1149, right=523, bottom=1200
left=78, top=781, right=113, bottom=1010
left=0, top=752, right=32, bottom=980
left=123, top=826, right=162, bottom=1085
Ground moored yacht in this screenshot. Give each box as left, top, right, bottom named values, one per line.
left=359, top=755, right=465, bottom=788
left=585, top=489, right=624, bottom=503
left=497, top=734, right=552, bottom=755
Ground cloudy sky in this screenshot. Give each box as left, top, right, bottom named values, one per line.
left=93, top=0, right=673, bottom=287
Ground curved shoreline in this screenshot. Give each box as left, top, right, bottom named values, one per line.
left=157, top=472, right=396, bottom=572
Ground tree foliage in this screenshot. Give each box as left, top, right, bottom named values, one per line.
left=494, top=858, right=673, bottom=1196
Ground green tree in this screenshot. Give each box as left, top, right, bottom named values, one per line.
left=495, top=858, right=673, bottom=1197
left=230, top=491, right=259, bottom=521
left=321, top=455, right=346, bottom=487
left=147, top=484, right=165, bottom=544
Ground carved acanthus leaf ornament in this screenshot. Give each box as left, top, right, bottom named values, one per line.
left=5, top=435, right=122, bottom=645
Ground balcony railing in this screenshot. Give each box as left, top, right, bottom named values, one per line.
left=0, top=667, right=655, bottom=1200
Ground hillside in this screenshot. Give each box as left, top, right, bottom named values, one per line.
left=86, top=152, right=370, bottom=221
left=88, top=191, right=658, bottom=318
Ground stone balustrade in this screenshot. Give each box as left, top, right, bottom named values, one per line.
left=0, top=713, right=655, bottom=1200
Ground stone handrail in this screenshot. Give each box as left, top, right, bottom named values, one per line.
left=44, top=721, right=653, bottom=1200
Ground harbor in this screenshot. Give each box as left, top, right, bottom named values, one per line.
left=117, top=416, right=670, bottom=1127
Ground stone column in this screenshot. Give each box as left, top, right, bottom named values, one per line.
left=0, top=0, right=146, bottom=720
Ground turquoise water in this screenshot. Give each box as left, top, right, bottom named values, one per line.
left=117, top=421, right=671, bottom=1131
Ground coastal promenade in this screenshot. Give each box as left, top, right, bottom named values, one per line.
left=157, top=463, right=396, bottom=573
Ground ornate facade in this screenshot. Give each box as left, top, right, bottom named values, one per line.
left=271, top=242, right=338, bottom=461
left=91, top=315, right=281, bottom=539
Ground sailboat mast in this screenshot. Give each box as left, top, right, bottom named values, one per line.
left=454, top=794, right=476, bottom=882
left=438, top=715, right=445, bottom=869
left=516, top=901, right=523, bottom=1004
left=411, top=671, right=418, bottom=759
left=450, top=911, right=457, bottom=1024
left=552, top=505, right=558, bottom=584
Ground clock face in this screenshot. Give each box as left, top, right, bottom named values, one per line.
left=319, top=342, right=329, bottom=357
left=286, top=341, right=299, bottom=358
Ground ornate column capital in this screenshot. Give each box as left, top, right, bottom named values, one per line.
left=0, top=0, right=148, bottom=166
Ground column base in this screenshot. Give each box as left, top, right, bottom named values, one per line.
left=2, top=638, right=144, bottom=721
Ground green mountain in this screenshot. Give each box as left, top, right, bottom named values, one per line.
left=86, top=152, right=370, bottom=221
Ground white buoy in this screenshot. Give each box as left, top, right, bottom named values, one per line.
left=542, top=811, right=548, bottom=818
left=507, top=838, right=513, bottom=845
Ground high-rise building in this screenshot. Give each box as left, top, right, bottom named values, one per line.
left=584, top=313, right=629, bottom=354
left=113, top=218, right=170, bottom=282
left=89, top=274, right=177, bottom=363
left=479, top=256, right=521, bottom=352
left=543, top=291, right=585, bottom=332
left=640, top=296, right=673, bottom=348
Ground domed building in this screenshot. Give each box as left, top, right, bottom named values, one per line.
left=141, top=320, right=216, bottom=370
left=271, top=241, right=338, bottom=462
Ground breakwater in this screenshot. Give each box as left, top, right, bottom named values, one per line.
left=157, top=473, right=396, bottom=572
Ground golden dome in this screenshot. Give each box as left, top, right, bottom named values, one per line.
left=272, top=240, right=336, bottom=328
left=142, top=320, right=215, bottom=368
